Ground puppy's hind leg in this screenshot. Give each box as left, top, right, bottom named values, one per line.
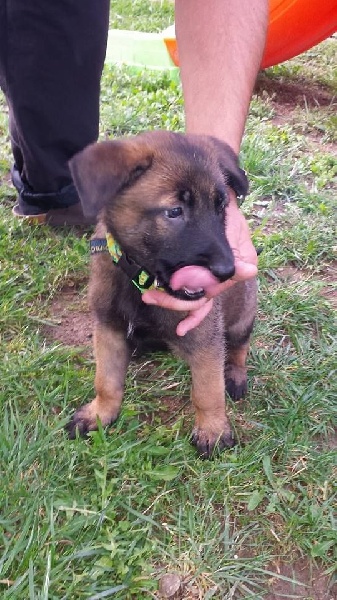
left=224, top=278, right=257, bottom=401
left=66, top=322, right=130, bottom=438
left=225, top=325, right=254, bottom=401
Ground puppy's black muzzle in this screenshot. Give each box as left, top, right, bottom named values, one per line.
left=156, top=225, right=235, bottom=300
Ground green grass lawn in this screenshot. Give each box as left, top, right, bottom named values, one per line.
left=0, top=3, right=336, bottom=599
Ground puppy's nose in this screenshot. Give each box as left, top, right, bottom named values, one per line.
left=209, top=261, right=235, bottom=282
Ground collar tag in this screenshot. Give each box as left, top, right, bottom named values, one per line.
left=90, top=238, right=108, bottom=255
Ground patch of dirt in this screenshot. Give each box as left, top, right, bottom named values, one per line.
left=128, top=356, right=193, bottom=426
left=154, top=558, right=336, bottom=600
left=250, top=200, right=293, bottom=236
left=44, top=283, right=93, bottom=350
left=319, top=261, right=337, bottom=309
left=275, top=265, right=305, bottom=282
left=259, top=262, right=337, bottom=310
left=255, top=73, right=335, bottom=109
left=275, top=263, right=337, bottom=309
left=266, top=557, right=336, bottom=600
left=138, top=391, right=192, bottom=427
left=326, top=431, right=337, bottom=449
left=305, top=130, right=337, bottom=154
left=254, top=73, right=337, bottom=152
left=314, top=430, right=337, bottom=452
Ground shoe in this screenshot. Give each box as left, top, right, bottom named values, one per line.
left=12, top=201, right=95, bottom=227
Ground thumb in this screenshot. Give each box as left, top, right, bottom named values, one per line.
left=232, top=257, right=258, bottom=281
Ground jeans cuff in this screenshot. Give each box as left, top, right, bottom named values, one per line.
left=11, top=164, right=79, bottom=211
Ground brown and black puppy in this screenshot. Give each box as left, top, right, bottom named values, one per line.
left=67, top=131, right=257, bottom=458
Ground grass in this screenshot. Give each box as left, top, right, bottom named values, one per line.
left=0, top=2, right=336, bottom=598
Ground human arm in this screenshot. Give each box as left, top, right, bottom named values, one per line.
left=142, top=0, right=268, bottom=334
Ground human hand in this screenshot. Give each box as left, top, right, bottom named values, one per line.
left=142, top=193, right=258, bottom=336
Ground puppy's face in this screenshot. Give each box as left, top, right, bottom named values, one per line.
left=69, top=131, right=248, bottom=295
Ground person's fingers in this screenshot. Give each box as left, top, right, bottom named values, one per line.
left=142, top=288, right=209, bottom=311
left=201, top=258, right=258, bottom=298
left=142, top=288, right=213, bottom=336
left=233, top=258, right=258, bottom=278
left=176, top=300, right=214, bottom=336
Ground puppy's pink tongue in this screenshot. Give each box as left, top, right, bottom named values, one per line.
left=170, top=265, right=219, bottom=294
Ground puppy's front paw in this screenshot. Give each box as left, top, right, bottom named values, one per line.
left=65, top=406, right=95, bottom=439
left=65, top=398, right=119, bottom=439
left=225, top=365, right=247, bottom=401
left=191, top=426, right=235, bottom=458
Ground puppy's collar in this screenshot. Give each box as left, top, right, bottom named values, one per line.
left=90, top=233, right=162, bottom=293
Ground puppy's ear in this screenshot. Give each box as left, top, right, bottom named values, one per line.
left=69, top=139, right=153, bottom=218
left=207, top=137, right=249, bottom=199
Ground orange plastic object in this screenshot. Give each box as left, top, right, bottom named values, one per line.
left=164, top=0, right=337, bottom=69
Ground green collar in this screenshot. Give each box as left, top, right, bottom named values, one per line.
left=90, top=232, right=162, bottom=293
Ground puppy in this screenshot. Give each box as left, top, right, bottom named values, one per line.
left=67, top=131, right=257, bottom=457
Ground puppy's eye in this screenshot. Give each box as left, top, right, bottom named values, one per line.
left=165, top=206, right=183, bottom=219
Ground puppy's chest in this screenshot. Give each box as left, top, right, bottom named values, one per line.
left=113, top=286, right=180, bottom=342
left=118, top=300, right=178, bottom=355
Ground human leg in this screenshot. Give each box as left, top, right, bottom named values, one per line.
left=0, top=0, right=110, bottom=225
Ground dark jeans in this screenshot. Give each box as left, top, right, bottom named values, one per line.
left=0, top=0, right=110, bottom=211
